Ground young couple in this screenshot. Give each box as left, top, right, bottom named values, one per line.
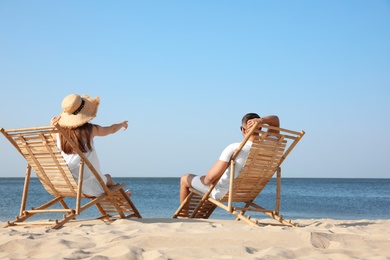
left=52, top=93, right=279, bottom=202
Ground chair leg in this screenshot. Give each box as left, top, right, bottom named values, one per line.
left=20, top=165, right=32, bottom=216
left=235, top=201, right=252, bottom=221
left=232, top=210, right=258, bottom=227
left=8, top=196, right=65, bottom=226
left=52, top=211, right=77, bottom=229
left=119, top=188, right=142, bottom=218
left=275, top=167, right=281, bottom=215
left=173, top=192, right=194, bottom=218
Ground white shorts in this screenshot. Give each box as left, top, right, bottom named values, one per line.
left=191, top=176, right=211, bottom=194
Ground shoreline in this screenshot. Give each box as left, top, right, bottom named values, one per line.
left=1, top=218, right=389, bottom=259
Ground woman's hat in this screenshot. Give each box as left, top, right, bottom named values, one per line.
left=58, top=94, right=100, bottom=128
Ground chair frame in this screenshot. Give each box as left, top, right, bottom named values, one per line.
left=1, top=124, right=141, bottom=229
left=173, top=122, right=304, bottom=227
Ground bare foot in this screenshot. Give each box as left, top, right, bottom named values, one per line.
left=125, top=189, right=132, bottom=197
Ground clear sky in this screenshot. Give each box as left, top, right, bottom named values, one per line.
left=0, top=1, right=389, bottom=178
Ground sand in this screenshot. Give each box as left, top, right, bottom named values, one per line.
left=0, top=218, right=389, bottom=260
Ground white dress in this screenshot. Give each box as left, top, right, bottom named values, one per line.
left=57, top=134, right=107, bottom=196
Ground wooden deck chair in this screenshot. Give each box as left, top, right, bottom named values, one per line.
left=0, top=124, right=141, bottom=229
left=173, top=122, right=304, bottom=227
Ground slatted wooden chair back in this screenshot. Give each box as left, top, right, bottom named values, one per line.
left=222, top=124, right=303, bottom=204
left=1, top=126, right=80, bottom=198
left=220, top=131, right=287, bottom=203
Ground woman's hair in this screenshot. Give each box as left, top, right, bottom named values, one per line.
left=241, top=113, right=260, bottom=126
left=60, top=123, right=95, bottom=154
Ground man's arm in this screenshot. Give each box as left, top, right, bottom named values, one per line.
left=247, top=115, right=280, bottom=133
left=201, top=160, right=229, bottom=185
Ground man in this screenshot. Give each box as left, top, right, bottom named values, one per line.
left=180, top=113, right=280, bottom=203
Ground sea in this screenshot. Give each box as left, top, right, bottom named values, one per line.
left=1, top=177, right=389, bottom=222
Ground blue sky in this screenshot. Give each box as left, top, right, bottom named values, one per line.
left=0, top=1, right=389, bottom=178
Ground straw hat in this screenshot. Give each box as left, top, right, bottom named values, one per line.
left=58, top=94, right=100, bottom=128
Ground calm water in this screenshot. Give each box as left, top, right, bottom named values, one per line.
left=0, top=178, right=389, bottom=222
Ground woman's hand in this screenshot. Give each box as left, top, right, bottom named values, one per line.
left=50, top=116, right=61, bottom=125
left=121, top=120, right=129, bottom=130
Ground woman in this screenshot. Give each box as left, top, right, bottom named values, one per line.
left=51, top=93, right=130, bottom=197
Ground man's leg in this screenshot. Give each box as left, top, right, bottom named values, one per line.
left=180, top=174, right=196, bottom=203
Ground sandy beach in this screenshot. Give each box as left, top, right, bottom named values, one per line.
left=1, top=218, right=389, bottom=260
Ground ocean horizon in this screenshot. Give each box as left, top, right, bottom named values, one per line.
left=1, top=177, right=389, bottom=222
